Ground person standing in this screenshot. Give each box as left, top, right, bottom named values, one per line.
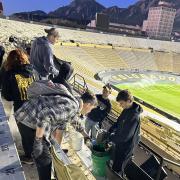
left=15, top=89, right=97, bottom=180
left=1, top=49, right=35, bottom=164
left=108, top=90, right=143, bottom=177
left=85, top=84, right=112, bottom=139
left=1, top=49, right=35, bottom=112
left=30, top=28, right=59, bottom=79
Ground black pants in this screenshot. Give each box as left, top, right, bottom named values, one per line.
left=112, top=144, right=132, bottom=175
left=18, top=122, right=34, bottom=158
left=18, top=123, right=52, bottom=180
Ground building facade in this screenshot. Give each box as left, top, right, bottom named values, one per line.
left=87, top=13, right=142, bottom=36
left=95, top=13, right=109, bottom=29
left=109, top=23, right=142, bottom=36
left=143, top=1, right=176, bottom=40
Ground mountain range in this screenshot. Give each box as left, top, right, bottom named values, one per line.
left=12, top=0, right=180, bottom=30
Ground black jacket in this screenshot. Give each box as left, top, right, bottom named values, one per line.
left=109, top=102, right=143, bottom=147
left=87, top=94, right=111, bottom=122
left=52, top=62, right=73, bottom=94
left=1, top=64, right=35, bottom=111
left=0, top=46, right=5, bottom=67
left=0, top=46, right=5, bottom=88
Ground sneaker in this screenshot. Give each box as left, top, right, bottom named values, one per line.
left=20, top=155, right=34, bottom=165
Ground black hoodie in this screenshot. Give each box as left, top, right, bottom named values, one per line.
left=0, top=46, right=5, bottom=67
left=109, top=102, right=143, bottom=147
left=1, top=64, right=35, bottom=111
left=52, top=62, right=74, bottom=93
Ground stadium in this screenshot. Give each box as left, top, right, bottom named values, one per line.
left=97, top=69, right=180, bottom=119
left=0, top=15, right=180, bottom=180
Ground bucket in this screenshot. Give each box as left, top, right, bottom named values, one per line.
left=70, top=132, right=84, bottom=151
left=91, top=144, right=110, bottom=177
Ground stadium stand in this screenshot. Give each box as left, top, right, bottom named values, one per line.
left=154, top=52, right=174, bottom=72
left=1, top=18, right=180, bottom=53
left=173, top=53, right=180, bottom=73
left=53, top=46, right=97, bottom=77
left=1, top=17, right=180, bottom=179
left=116, top=49, right=138, bottom=69
left=82, top=46, right=128, bottom=69
left=53, top=45, right=106, bottom=91
left=133, top=51, right=158, bottom=71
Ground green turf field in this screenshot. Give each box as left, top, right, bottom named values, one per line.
left=115, top=83, right=180, bottom=118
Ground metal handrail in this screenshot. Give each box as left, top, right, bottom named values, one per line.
left=139, top=141, right=180, bottom=167
left=139, top=141, right=180, bottom=180
left=70, top=73, right=88, bottom=93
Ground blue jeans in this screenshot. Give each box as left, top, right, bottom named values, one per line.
left=85, top=118, right=98, bottom=140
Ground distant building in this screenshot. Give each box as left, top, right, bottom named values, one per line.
left=109, top=23, right=142, bottom=36
left=142, top=20, right=148, bottom=32
left=143, top=1, right=176, bottom=40
left=96, top=13, right=109, bottom=29
left=87, top=20, right=96, bottom=28
left=0, top=1, right=3, bottom=16
left=87, top=13, right=142, bottom=36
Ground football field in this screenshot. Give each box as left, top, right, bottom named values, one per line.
left=115, top=83, right=180, bottom=118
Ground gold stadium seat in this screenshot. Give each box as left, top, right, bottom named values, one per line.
left=51, top=146, right=88, bottom=180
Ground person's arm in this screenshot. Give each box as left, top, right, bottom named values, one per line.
left=108, top=121, right=118, bottom=133
left=52, top=129, right=64, bottom=145
left=101, top=101, right=112, bottom=120
left=36, top=127, right=45, bottom=138
left=106, top=102, right=112, bottom=114
left=43, top=45, right=59, bottom=76
left=110, top=115, right=139, bottom=144
left=1, top=72, right=13, bottom=101
left=32, top=127, right=45, bottom=159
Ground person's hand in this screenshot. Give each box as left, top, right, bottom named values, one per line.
left=72, top=121, right=84, bottom=132
left=47, top=80, right=55, bottom=87
left=32, top=137, right=43, bottom=159
left=84, top=136, right=92, bottom=149
left=104, top=131, right=111, bottom=139
left=50, top=137, right=57, bottom=146
left=84, top=136, right=91, bottom=144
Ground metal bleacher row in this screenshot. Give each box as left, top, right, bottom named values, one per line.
left=1, top=17, right=180, bottom=53
left=53, top=44, right=180, bottom=80
left=1, top=17, right=180, bottom=75
left=0, top=96, right=25, bottom=180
